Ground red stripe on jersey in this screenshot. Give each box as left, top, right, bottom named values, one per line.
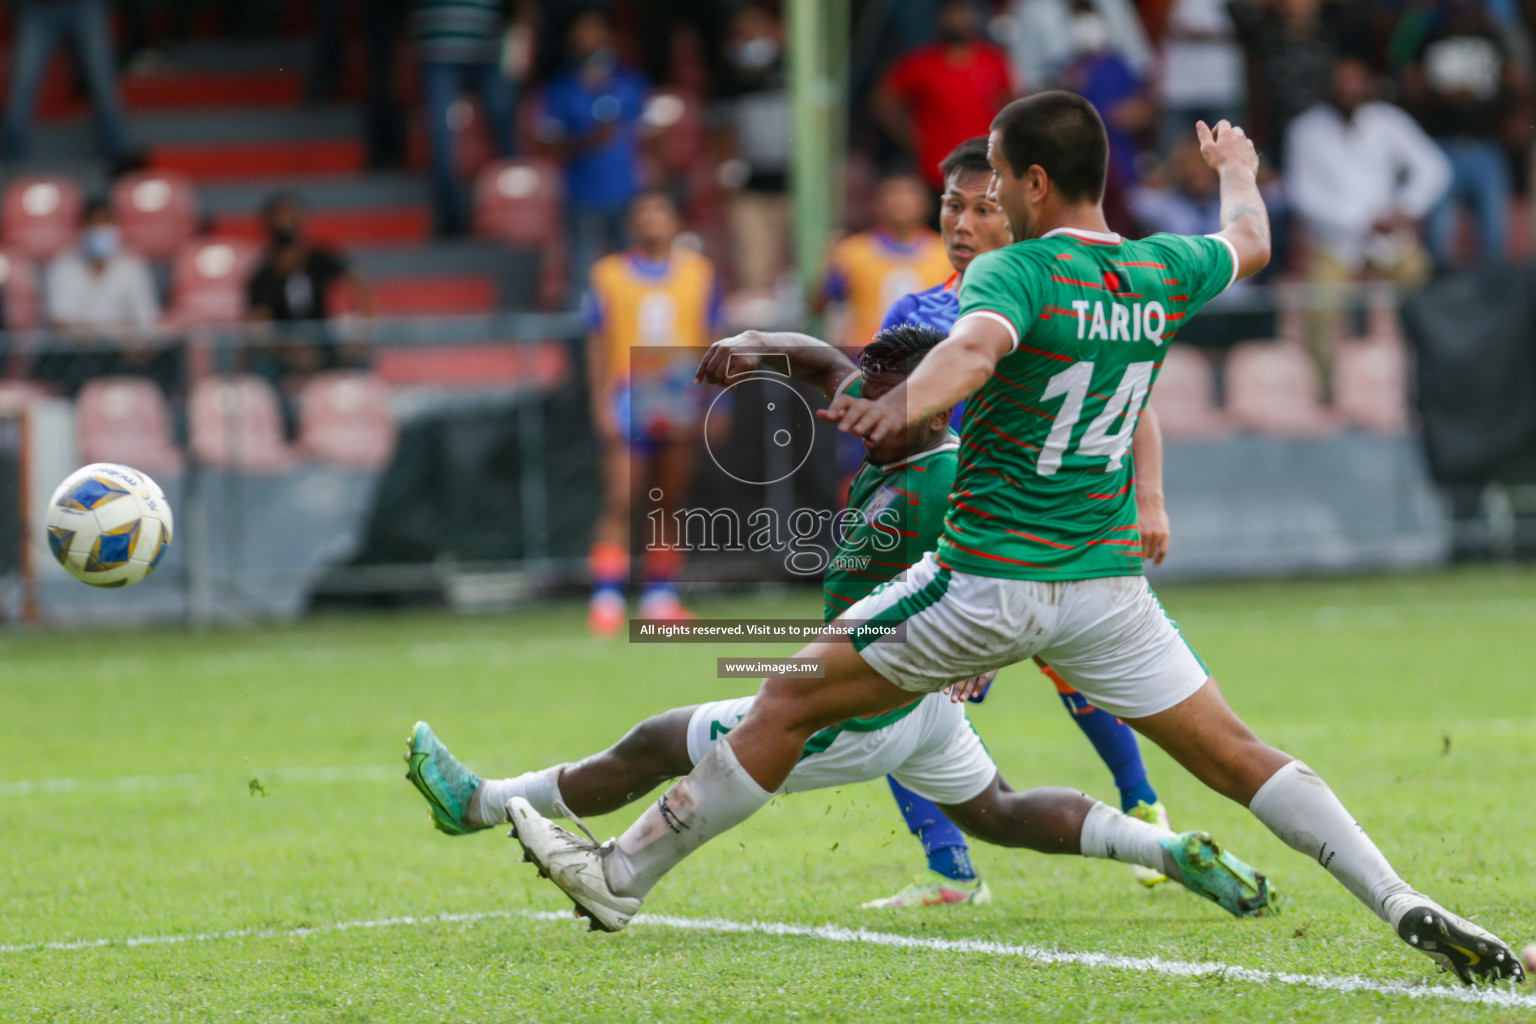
left=1162, top=278, right=1180, bottom=285
left=872, top=523, right=920, bottom=538
left=868, top=559, right=915, bottom=569
left=1017, top=343, right=1073, bottom=363
left=1087, top=538, right=1142, bottom=546
left=942, top=541, right=1052, bottom=568
left=983, top=422, right=1042, bottom=450
left=952, top=500, right=997, bottom=519
left=964, top=464, right=1025, bottom=487
left=992, top=367, right=1039, bottom=392
left=1110, top=524, right=1141, bottom=530
left=910, top=464, right=927, bottom=471
left=1039, top=313, right=1052, bottom=319
left=825, top=589, right=855, bottom=605
left=1087, top=481, right=1134, bottom=500
left=1002, top=528, right=1075, bottom=550
left=1166, top=312, right=1186, bottom=321
left=1051, top=275, right=1103, bottom=289
left=1055, top=253, right=1073, bottom=260
left=1170, top=294, right=1189, bottom=301
left=1042, top=304, right=1080, bottom=317
left=1112, top=260, right=1167, bottom=268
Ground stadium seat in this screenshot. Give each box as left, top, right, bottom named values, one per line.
left=1333, top=337, right=1412, bottom=433
left=76, top=376, right=185, bottom=476
left=643, top=90, right=704, bottom=176
left=296, top=371, right=396, bottom=468
left=1147, top=344, right=1230, bottom=439
left=1224, top=340, right=1337, bottom=436
left=112, top=171, right=199, bottom=260
left=0, top=248, right=42, bottom=331
left=189, top=374, right=294, bottom=471
left=473, top=158, right=562, bottom=246
left=0, top=380, right=51, bottom=413
left=165, top=237, right=262, bottom=326
left=2, top=176, right=83, bottom=261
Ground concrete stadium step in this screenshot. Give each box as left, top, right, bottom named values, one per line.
left=197, top=175, right=429, bottom=216
left=30, top=107, right=362, bottom=163
left=148, top=138, right=365, bottom=179
left=211, top=206, right=430, bottom=247
left=350, top=241, right=542, bottom=310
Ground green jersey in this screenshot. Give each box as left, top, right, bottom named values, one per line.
left=942, top=227, right=1236, bottom=581
left=823, top=379, right=960, bottom=621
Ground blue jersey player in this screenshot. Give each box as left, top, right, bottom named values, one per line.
left=863, top=138, right=1174, bottom=909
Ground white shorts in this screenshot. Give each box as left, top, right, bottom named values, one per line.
left=685, top=691, right=997, bottom=806
left=847, top=552, right=1209, bottom=720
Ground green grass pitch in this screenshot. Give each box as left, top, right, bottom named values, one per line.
left=2, top=568, right=1535, bottom=1023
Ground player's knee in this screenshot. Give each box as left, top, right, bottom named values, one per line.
left=752, top=677, right=827, bottom=741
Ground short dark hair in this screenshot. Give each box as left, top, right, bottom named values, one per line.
left=627, top=188, right=679, bottom=216
left=990, top=92, right=1108, bottom=204
left=261, top=190, right=306, bottom=219
left=940, top=137, right=992, bottom=184
left=861, top=322, right=948, bottom=377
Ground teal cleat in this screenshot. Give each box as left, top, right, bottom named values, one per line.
left=404, top=721, right=487, bottom=836
left=1160, top=830, right=1275, bottom=917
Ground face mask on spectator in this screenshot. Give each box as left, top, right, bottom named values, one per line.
left=269, top=224, right=298, bottom=247
left=729, top=37, right=780, bottom=71
left=81, top=225, right=118, bottom=262
left=1070, top=13, right=1110, bottom=54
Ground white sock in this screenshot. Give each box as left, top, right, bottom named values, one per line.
left=1247, top=760, right=1414, bottom=922
left=1079, top=800, right=1180, bottom=878
left=604, top=739, right=773, bottom=899
left=470, top=766, right=565, bottom=828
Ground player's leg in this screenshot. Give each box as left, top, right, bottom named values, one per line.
left=404, top=708, right=697, bottom=835
left=638, top=439, right=696, bottom=619
left=588, top=425, right=640, bottom=636
left=862, top=777, right=987, bottom=908
left=1038, top=656, right=1170, bottom=885
left=1046, top=577, right=1523, bottom=982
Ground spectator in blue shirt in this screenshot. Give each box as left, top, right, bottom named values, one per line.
left=537, top=9, right=651, bottom=303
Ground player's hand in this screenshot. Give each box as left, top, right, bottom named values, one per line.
left=818, top=394, right=904, bottom=443
left=696, top=331, right=766, bottom=386
left=1195, top=119, right=1259, bottom=179
left=946, top=671, right=997, bottom=703
left=1136, top=492, right=1170, bottom=567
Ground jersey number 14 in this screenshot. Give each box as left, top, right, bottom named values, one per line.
left=1037, top=360, right=1154, bottom=477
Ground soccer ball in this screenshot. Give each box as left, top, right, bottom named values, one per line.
left=45, top=463, right=174, bottom=588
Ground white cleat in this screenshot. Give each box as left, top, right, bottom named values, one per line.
left=506, top=796, right=642, bottom=933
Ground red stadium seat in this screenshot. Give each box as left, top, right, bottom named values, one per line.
left=0, top=248, right=43, bottom=331
left=76, top=376, right=185, bottom=476
left=296, top=371, right=396, bottom=468
left=189, top=374, right=294, bottom=471
left=1148, top=344, right=1230, bottom=439
left=1333, top=337, right=1412, bottom=433
left=2, top=176, right=83, bottom=261
left=1225, top=341, right=1337, bottom=437
left=165, top=237, right=262, bottom=326
left=642, top=90, right=704, bottom=176
left=473, top=157, right=562, bottom=245
left=112, top=171, right=199, bottom=259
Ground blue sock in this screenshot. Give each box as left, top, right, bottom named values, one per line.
left=886, top=776, right=975, bottom=881
left=1055, top=686, right=1159, bottom=812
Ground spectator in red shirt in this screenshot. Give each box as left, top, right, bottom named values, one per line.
left=874, top=1, right=1018, bottom=191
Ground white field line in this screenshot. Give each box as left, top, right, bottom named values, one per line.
left=2, top=907, right=1533, bottom=1011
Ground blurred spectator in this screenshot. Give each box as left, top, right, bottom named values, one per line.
left=2, top=0, right=126, bottom=162
left=1286, top=59, right=1450, bottom=375
left=38, top=200, right=164, bottom=396
left=1130, top=136, right=1225, bottom=237
left=538, top=9, right=651, bottom=303
left=414, top=0, right=520, bottom=236
left=584, top=191, right=722, bottom=634
left=1402, top=0, right=1524, bottom=265
left=874, top=1, right=1016, bottom=192
left=1156, top=0, right=1246, bottom=152
left=638, top=0, right=730, bottom=96
left=717, top=3, right=791, bottom=292
left=1056, top=0, right=1155, bottom=188
left=1007, top=0, right=1152, bottom=95
left=815, top=175, right=952, bottom=349
left=245, top=193, right=376, bottom=423
left=1228, top=0, right=1371, bottom=163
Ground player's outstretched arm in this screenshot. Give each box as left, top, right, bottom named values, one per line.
left=696, top=329, right=859, bottom=401
left=1133, top=405, right=1170, bottom=566
left=1197, top=119, right=1270, bottom=281
left=821, top=313, right=1011, bottom=443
